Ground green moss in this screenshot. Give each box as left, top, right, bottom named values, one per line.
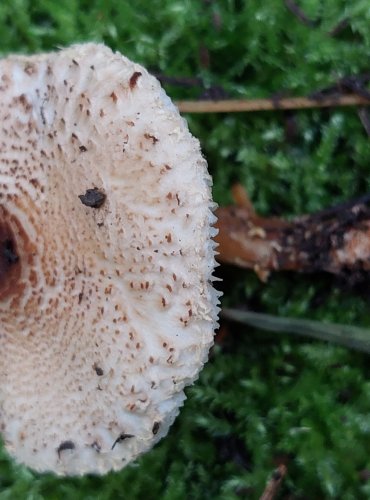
left=1, top=0, right=370, bottom=498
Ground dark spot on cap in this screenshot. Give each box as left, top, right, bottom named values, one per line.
left=24, top=63, right=36, bottom=76
left=57, top=440, right=75, bottom=458
left=90, top=441, right=101, bottom=453
left=129, top=72, right=142, bottom=90
left=144, top=133, right=159, bottom=145
left=152, top=422, right=160, bottom=435
left=2, top=239, right=18, bottom=265
left=111, top=433, right=134, bottom=450
left=79, top=145, right=87, bottom=152
left=0, top=212, right=24, bottom=301
left=79, top=188, right=106, bottom=208
left=93, top=363, right=104, bottom=376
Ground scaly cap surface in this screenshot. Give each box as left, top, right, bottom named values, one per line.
left=0, top=44, right=219, bottom=475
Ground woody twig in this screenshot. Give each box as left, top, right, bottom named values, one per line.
left=259, top=464, right=287, bottom=500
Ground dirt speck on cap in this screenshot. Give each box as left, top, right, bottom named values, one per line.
left=78, top=188, right=106, bottom=208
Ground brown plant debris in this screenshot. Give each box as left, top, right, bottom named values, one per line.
left=259, top=464, right=287, bottom=500
left=215, top=185, right=370, bottom=282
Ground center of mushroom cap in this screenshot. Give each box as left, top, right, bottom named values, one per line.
left=0, top=208, right=23, bottom=301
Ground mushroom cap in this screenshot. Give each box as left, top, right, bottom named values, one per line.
left=0, top=44, right=219, bottom=475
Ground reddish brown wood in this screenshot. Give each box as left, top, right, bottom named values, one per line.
left=215, top=186, right=370, bottom=281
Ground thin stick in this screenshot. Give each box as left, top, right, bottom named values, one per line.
left=284, top=0, right=319, bottom=27
left=260, top=464, right=287, bottom=500
left=221, top=309, right=370, bottom=354
left=176, top=95, right=370, bottom=113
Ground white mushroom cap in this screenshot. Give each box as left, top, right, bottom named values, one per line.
left=0, top=43, right=219, bottom=475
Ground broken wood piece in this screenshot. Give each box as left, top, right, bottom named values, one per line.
left=215, top=185, right=370, bottom=281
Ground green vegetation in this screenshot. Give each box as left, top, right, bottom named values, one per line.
left=1, top=1, right=370, bottom=498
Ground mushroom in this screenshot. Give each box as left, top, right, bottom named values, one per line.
left=0, top=44, right=219, bottom=475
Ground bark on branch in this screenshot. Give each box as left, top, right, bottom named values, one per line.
left=215, top=185, right=370, bottom=282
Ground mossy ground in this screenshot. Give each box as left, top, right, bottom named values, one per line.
left=1, top=1, right=370, bottom=498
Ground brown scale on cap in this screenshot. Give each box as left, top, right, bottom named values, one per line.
left=129, top=71, right=142, bottom=90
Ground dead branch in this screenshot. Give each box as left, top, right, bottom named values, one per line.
left=215, top=185, right=370, bottom=282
